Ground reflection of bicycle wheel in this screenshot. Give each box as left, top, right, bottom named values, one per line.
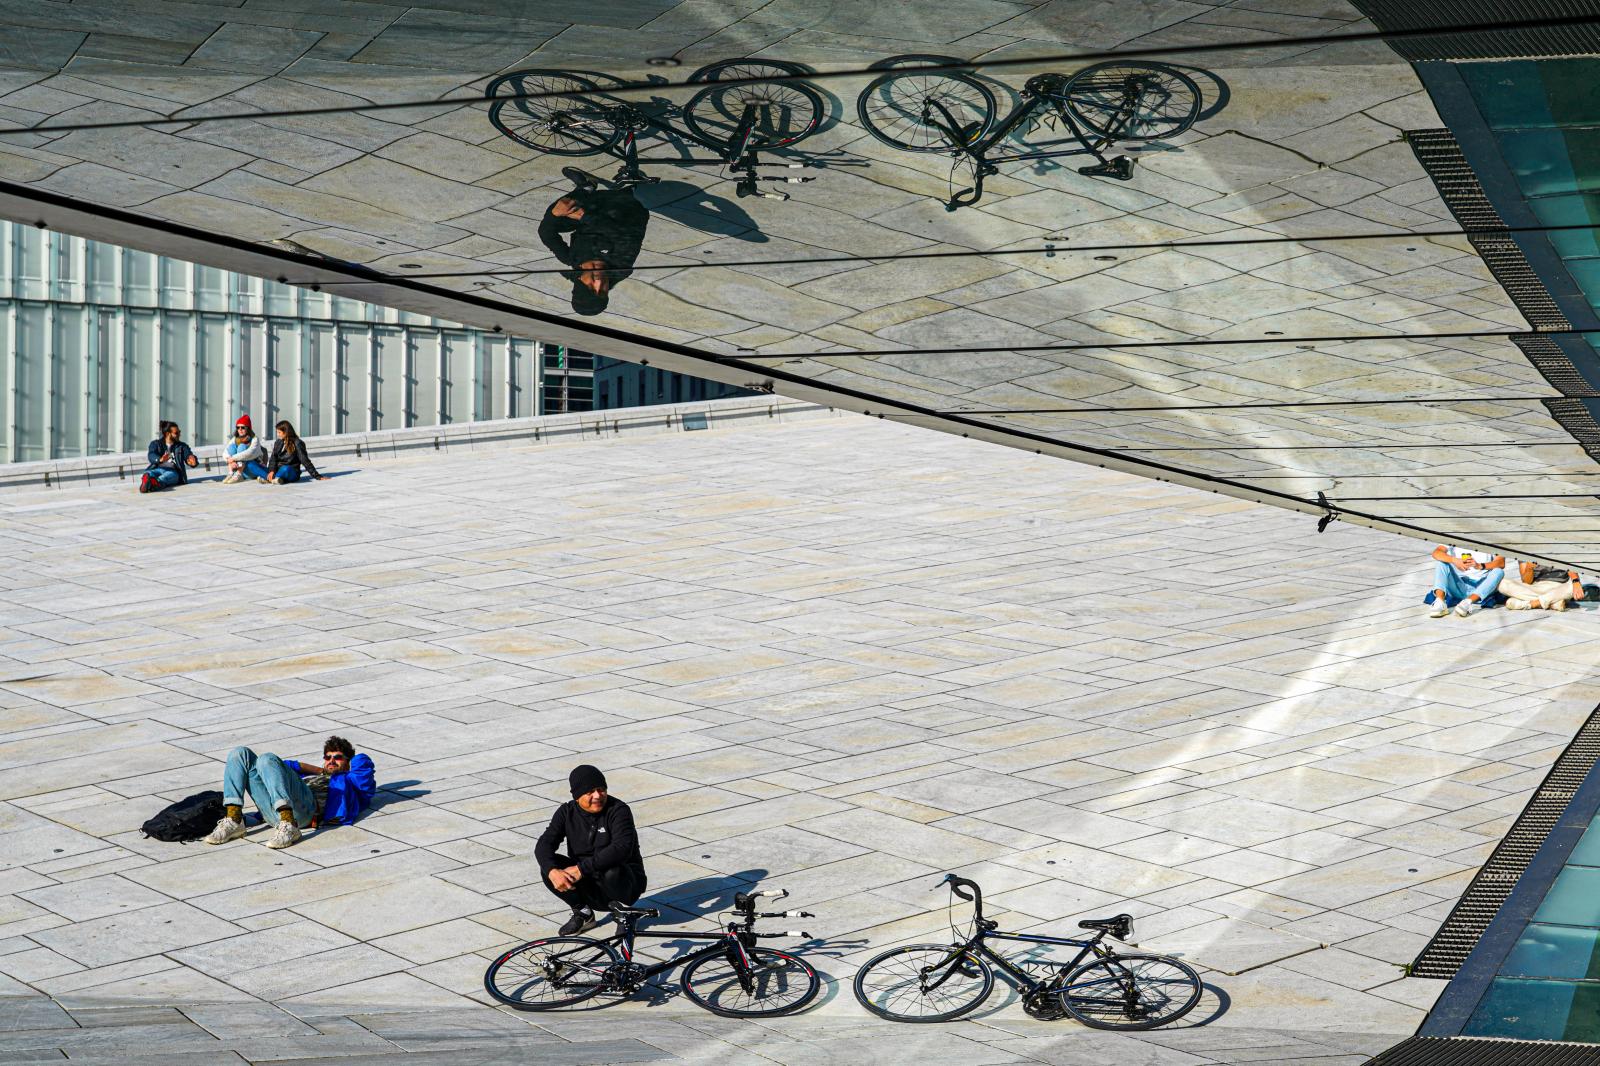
left=866, top=54, right=970, bottom=71
left=1061, top=62, right=1200, bottom=142
left=856, top=70, right=996, bottom=153
left=683, top=79, right=823, bottom=150
left=487, top=69, right=620, bottom=156
left=1059, top=953, right=1202, bottom=1031
left=690, top=58, right=813, bottom=81
left=680, top=948, right=820, bottom=1017
left=483, top=936, right=621, bottom=1010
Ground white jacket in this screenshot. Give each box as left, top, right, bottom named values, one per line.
left=227, top=436, right=264, bottom=464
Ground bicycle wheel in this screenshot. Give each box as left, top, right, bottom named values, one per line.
left=1061, top=62, right=1200, bottom=142
left=486, top=70, right=621, bottom=156
left=1059, top=953, right=1202, bottom=1031
left=855, top=70, right=995, bottom=153
left=690, top=58, right=813, bottom=82
left=683, top=78, right=823, bottom=150
left=483, top=936, right=621, bottom=1010
left=853, top=944, right=994, bottom=1022
left=680, top=947, right=820, bottom=1017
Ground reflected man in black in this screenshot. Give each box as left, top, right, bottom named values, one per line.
left=538, top=171, right=650, bottom=316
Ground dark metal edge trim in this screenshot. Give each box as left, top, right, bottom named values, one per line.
left=1411, top=700, right=1600, bottom=982
left=1368, top=1036, right=1600, bottom=1064
left=1348, top=1, right=1600, bottom=62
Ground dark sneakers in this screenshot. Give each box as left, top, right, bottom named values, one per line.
left=559, top=908, right=597, bottom=937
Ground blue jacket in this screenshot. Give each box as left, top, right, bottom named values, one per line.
left=285, top=753, right=376, bottom=824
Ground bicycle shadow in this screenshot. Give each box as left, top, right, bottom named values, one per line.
left=634, top=179, right=767, bottom=242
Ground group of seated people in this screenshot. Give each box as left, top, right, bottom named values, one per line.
left=1428, top=544, right=1595, bottom=617
left=139, top=415, right=325, bottom=493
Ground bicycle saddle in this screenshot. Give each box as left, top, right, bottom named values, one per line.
left=608, top=901, right=660, bottom=918
left=1078, top=914, right=1133, bottom=940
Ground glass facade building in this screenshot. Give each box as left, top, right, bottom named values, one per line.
left=0, top=224, right=551, bottom=463
left=593, top=355, right=753, bottom=412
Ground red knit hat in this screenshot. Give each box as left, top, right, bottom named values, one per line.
left=235, top=414, right=253, bottom=432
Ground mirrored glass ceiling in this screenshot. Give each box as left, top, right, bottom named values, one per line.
left=2, top=1, right=1599, bottom=565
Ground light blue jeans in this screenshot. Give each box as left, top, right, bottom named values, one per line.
left=1433, top=561, right=1503, bottom=603
left=222, top=747, right=316, bottom=827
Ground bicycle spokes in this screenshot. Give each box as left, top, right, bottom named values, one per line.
left=680, top=948, right=818, bottom=1017
left=854, top=946, right=992, bottom=1021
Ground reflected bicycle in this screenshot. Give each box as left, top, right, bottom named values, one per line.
left=856, top=55, right=1202, bottom=210
left=853, top=874, right=1202, bottom=1027
left=484, top=887, right=821, bottom=1017
left=487, top=60, right=824, bottom=200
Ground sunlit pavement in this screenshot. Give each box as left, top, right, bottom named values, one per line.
left=2, top=412, right=1596, bottom=1064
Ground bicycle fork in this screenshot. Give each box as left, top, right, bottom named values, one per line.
left=727, top=105, right=816, bottom=200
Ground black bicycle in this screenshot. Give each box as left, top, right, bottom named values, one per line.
left=484, top=887, right=821, bottom=1017
left=853, top=875, right=1202, bottom=1028
left=487, top=60, right=825, bottom=200
left=856, top=55, right=1202, bottom=210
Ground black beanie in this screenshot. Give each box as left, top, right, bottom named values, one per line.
left=569, top=764, right=607, bottom=797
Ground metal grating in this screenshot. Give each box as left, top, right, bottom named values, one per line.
left=1411, top=700, right=1600, bottom=978
left=1517, top=336, right=1600, bottom=397
left=1407, top=130, right=1571, bottom=331
left=1546, top=399, right=1600, bottom=446
left=1348, top=1, right=1600, bottom=62
left=1367, top=1037, right=1600, bottom=1065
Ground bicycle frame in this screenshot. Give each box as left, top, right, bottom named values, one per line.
left=923, top=88, right=1130, bottom=209
left=540, top=909, right=778, bottom=995
left=556, top=97, right=806, bottom=200
left=925, top=925, right=1113, bottom=999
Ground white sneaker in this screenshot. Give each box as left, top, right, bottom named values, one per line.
left=1428, top=597, right=1449, bottom=618
left=265, top=820, right=301, bottom=849
left=256, top=476, right=269, bottom=484
left=1454, top=599, right=1478, bottom=618
left=204, top=816, right=246, bottom=845
left=1553, top=598, right=1570, bottom=612
left=223, top=472, right=243, bottom=485
left=1506, top=598, right=1530, bottom=611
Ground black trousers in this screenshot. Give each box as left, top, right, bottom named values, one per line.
left=543, top=853, right=647, bottom=912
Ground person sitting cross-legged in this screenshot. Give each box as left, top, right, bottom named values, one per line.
left=535, top=764, right=648, bottom=936
left=205, top=736, right=375, bottom=849
left=223, top=414, right=268, bottom=484
left=1427, top=544, right=1504, bottom=618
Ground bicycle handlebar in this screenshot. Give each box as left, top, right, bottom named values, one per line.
left=941, top=874, right=986, bottom=926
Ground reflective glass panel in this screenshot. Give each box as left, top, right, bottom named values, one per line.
left=1533, top=867, right=1600, bottom=928
left=1464, top=978, right=1583, bottom=1041
left=1502, top=923, right=1600, bottom=980
left=1567, top=824, right=1600, bottom=868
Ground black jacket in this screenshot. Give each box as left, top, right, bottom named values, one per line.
left=535, top=796, right=645, bottom=880
left=538, top=189, right=649, bottom=281
left=266, top=438, right=321, bottom=479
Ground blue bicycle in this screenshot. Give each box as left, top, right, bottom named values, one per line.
left=852, top=875, right=1202, bottom=1027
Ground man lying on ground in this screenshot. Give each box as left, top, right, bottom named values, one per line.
left=204, top=735, right=375, bottom=849
left=1501, top=561, right=1589, bottom=612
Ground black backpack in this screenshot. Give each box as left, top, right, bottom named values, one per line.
left=141, top=790, right=225, bottom=843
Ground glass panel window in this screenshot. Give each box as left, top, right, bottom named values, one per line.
left=1502, top=923, right=1600, bottom=981
left=1464, top=978, right=1581, bottom=1041
left=1567, top=824, right=1600, bottom=868
left=1533, top=867, right=1600, bottom=927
